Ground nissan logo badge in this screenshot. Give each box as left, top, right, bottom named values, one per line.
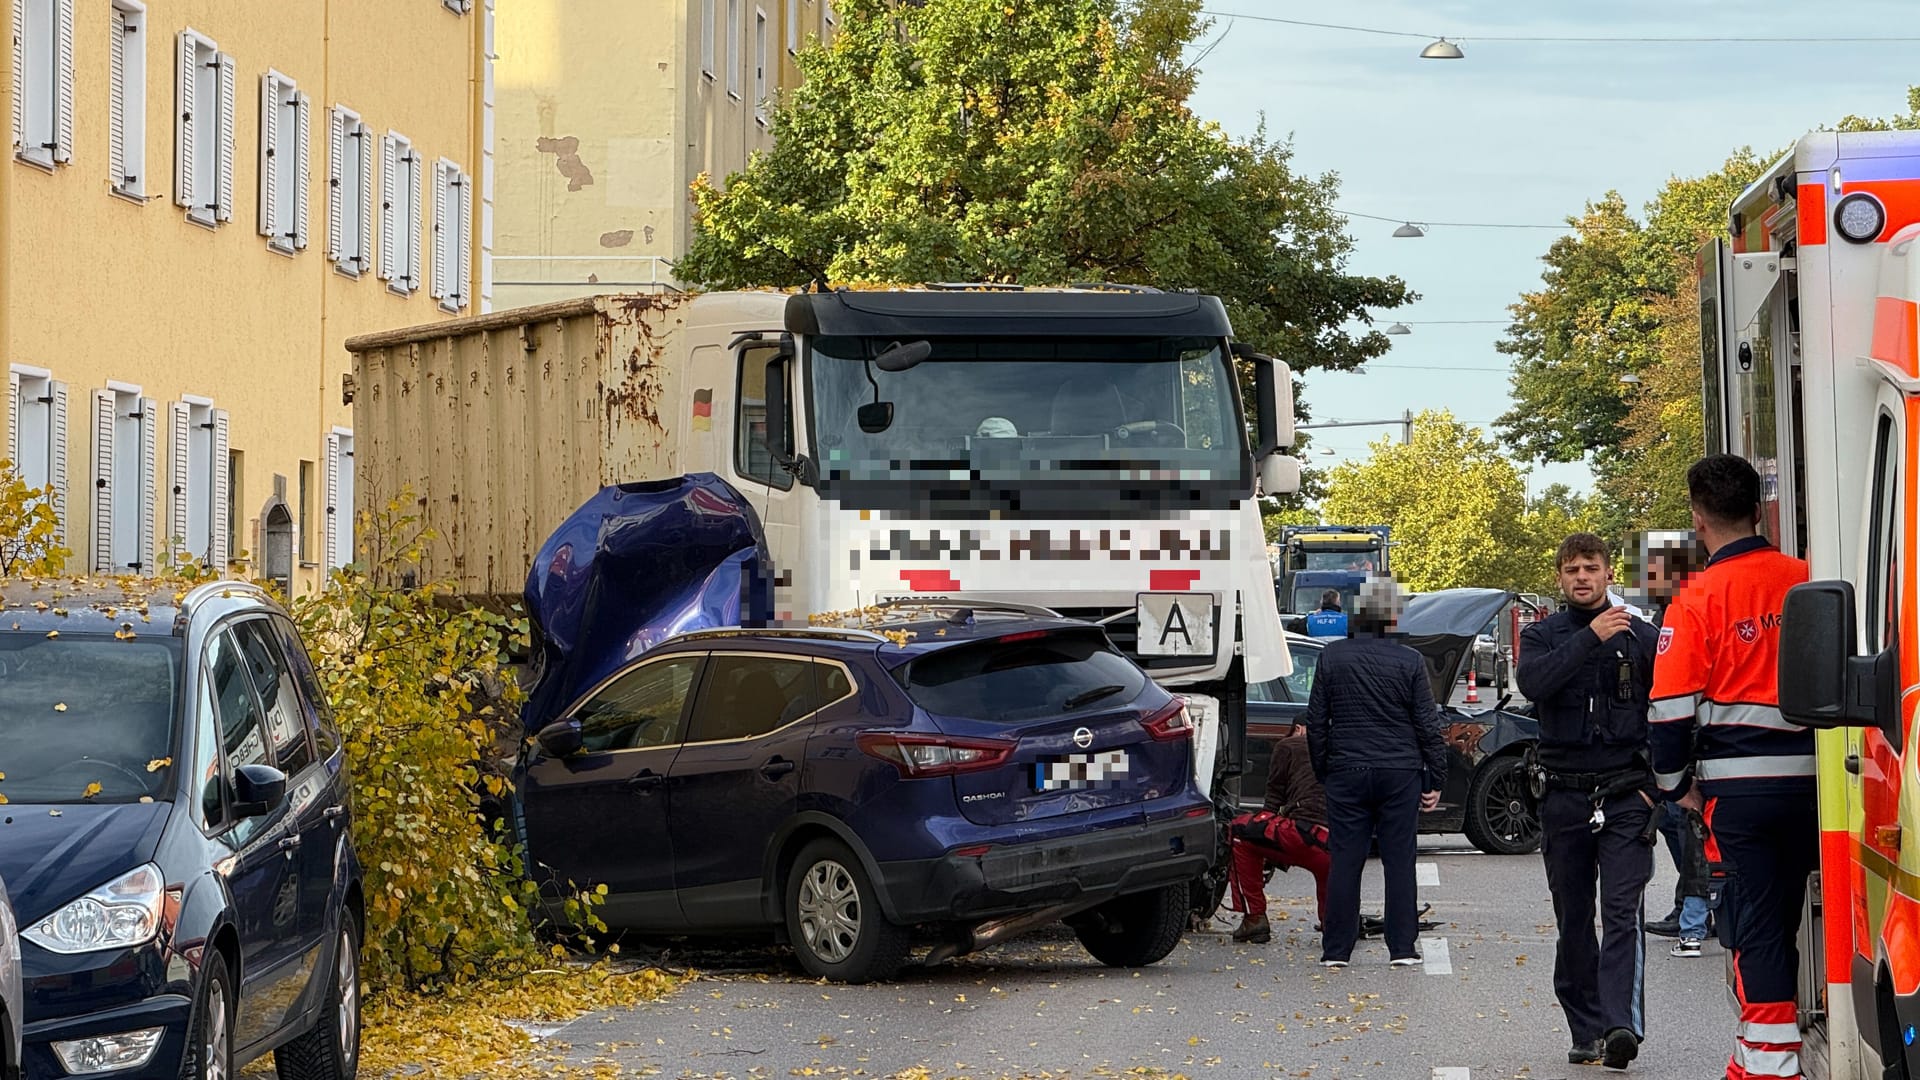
left=1073, top=727, right=1094, bottom=749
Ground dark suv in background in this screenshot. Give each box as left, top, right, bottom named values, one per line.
left=0, top=581, right=362, bottom=1080
left=512, top=607, right=1214, bottom=983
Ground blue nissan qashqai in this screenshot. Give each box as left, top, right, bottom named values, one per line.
left=0, top=580, right=362, bottom=1080
left=512, top=605, right=1215, bottom=983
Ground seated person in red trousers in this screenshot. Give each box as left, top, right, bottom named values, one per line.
left=1228, top=724, right=1331, bottom=943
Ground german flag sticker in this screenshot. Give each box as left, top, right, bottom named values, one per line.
left=692, top=388, right=713, bottom=431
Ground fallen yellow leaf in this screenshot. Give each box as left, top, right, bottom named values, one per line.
left=83, top=782, right=101, bottom=798
left=53, top=703, right=66, bottom=712
left=45, top=630, right=56, bottom=638
left=147, top=758, right=172, bottom=772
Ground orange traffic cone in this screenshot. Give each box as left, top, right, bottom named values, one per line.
left=1465, top=669, right=1481, bottom=705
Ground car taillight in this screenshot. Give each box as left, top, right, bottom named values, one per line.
left=857, top=732, right=1016, bottom=777
left=1141, top=698, right=1194, bottom=741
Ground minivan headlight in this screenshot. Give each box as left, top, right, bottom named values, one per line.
left=22, top=863, right=165, bottom=954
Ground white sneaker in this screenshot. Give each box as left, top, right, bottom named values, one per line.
left=1390, top=955, right=1423, bottom=967
left=1321, top=959, right=1349, bottom=969
left=1671, top=938, right=1703, bottom=958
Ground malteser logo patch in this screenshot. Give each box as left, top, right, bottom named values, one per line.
left=1735, top=618, right=1758, bottom=645
left=1657, top=626, right=1674, bottom=655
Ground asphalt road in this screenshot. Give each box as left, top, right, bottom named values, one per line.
left=552, top=835, right=1738, bottom=1080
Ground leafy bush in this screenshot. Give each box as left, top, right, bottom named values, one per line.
left=289, top=494, right=604, bottom=992
left=0, top=458, right=68, bottom=576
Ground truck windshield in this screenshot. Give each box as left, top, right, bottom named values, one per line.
left=1297, top=550, right=1378, bottom=572
left=806, top=335, right=1248, bottom=513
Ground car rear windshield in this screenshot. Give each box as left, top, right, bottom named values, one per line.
left=0, top=633, right=182, bottom=804
left=894, top=628, right=1149, bottom=723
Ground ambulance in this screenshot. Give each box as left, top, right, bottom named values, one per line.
left=1701, top=127, right=1920, bottom=1078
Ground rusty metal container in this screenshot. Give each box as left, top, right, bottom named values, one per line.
left=344, top=293, right=693, bottom=608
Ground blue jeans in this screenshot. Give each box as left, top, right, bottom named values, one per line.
left=1658, top=802, right=1717, bottom=939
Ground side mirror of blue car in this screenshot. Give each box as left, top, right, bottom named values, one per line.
left=537, top=719, right=585, bottom=759
left=231, top=763, right=288, bottom=819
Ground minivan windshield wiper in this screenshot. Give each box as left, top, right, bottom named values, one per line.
left=1062, top=684, right=1126, bottom=711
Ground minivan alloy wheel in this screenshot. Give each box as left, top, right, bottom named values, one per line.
left=205, top=980, right=230, bottom=1080
left=797, top=859, right=861, bottom=964
left=336, top=929, right=359, bottom=1068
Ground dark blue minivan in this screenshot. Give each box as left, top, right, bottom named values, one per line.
left=0, top=581, right=362, bottom=1079
left=513, top=607, right=1215, bottom=983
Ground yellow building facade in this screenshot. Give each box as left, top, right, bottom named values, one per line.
left=491, top=0, right=833, bottom=308
left=0, top=0, right=494, bottom=595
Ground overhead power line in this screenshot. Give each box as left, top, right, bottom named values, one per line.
left=1197, top=11, right=1920, bottom=43
left=1338, top=208, right=1567, bottom=231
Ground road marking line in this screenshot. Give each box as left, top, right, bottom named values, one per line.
left=1423, top=936, right=1452, bottom=976
left=1432, top=1069, right=1470, bottom=1080
left=1417, top=861, right=1440, bottom=887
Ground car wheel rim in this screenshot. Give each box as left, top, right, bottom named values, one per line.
left=205, top=980, right=229, bottom=1080
left=797, top=859, right=860, bottom=965
left=1487, top=767, right=1541, bottom=846
left=337, top=930, right=359, bottom=1065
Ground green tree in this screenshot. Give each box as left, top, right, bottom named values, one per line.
left=1319, top=411, right=1540, bottom=592
left=678, top=0, right=1412, bottom=374
left=0, top=459, right=67, bottom=576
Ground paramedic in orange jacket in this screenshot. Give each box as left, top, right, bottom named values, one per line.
left=1649, top=455, right=1812, bottom=1080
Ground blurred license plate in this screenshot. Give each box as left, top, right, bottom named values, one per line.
left=1136, top=591, right=1215, bottom=656
left=1035, top=750, right=1130, bottom=791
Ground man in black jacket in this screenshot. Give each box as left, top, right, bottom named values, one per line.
left=1516, top=533, right=1661, bottom=1071
left=1303, top=577, right=1447, bottom=969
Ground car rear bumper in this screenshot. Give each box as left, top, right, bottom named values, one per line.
left=874, top=813, right=1215, bottom=924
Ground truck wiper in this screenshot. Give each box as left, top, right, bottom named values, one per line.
left=1063, top=684, right=1126, bottom=711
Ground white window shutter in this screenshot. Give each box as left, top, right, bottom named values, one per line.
left=6, top=370, right=19, bottom=466
left=323, top=432, right=340, bottom=569
left=293, top=93, right=311, bottom=249
left=406, top=154, right=422, bottom=292
left=326, top=107, right=345, bottom=261
left=455, top=168, right=472, bottom=309
left=378, top=136, right=397, bottom=281
left=9, top=0, right=23, bottom=151
left=92, top=390, right=115, bottom=574
left=356, top=123, right=374, bottom=273
left=209, top=410, right=229, bottom=569
left=138, top=398, right=155, bottom=573
left=215, top=52, right=235, bottom=222
left=49, top=382, right=67, bottom=546
left=174, top=32, right=195, bottom=209
left=429, top=159, right=448, bottom=299
left=53, top=0, right=74, bottom=163
left=109, top=11, right=126, bottom=185
left=168, top=401, right=189, bottom=554
left=257, top=75, right=278, bottom=237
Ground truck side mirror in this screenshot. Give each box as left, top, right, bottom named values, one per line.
left=1779, top=580, right=1897, bottom=730
left=1246, top=352, right=1295, bottom=456
left=763, top=353, right=796, bottom=467
left=1259, top=454, right=1300, bottom=496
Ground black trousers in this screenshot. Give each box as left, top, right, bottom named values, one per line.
left=1540, top=788, right=1654, bottom=1042
left=1707, top=790, right=1818, bottom=1069
left=1322, top=767, right=1422, bottom=962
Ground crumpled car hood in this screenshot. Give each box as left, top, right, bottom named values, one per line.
left=520, top=474, right=773, bottom=734
left=1397, top=588, right=1514, bottom=704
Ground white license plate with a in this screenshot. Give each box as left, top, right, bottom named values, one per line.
left=1136, top=591, right=1216, bottom=656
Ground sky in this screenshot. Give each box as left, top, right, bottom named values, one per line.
left=1181, top=0, right=1917, bottom=499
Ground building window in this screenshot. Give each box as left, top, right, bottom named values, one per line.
left=91, top=385, right=156, bottom=575
left=701, top=0, right=716, bottom=79
left=8, top=367, right=67, bottom=542
left=823, top=0, right=833, bottom=26
left=324, top=430, right=354, bottom=571
left=754, top=9, right=768, bottom=125
left=379, top=133, right=423, bottom=294
left=166, top=398, right=228, bottom=569
left=431, top=158, right=472, bottom=312
left=175, top=29, right=235, bottom=227
left=226, top=449, right=241, bottom=565
left=258, top=71, right=310, bottom=254
left=109, top=1, right=145, bottom=195
left=298, top=459, right=314, bottom=563
left=786, top=0, right=797, bottom=54
left=10, top=0, right=73, bottom=168
left=328, top=106, right=374, bottom=276
left=727, top=0, right=741, bottom=99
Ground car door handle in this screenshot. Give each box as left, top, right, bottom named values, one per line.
left=277, top=835, right=302, bottom=852
left=625, top=772, right=666, bottom=792
left=760, top=758, right=796, bottom=780
left=322, top=806, right=346, bottom=822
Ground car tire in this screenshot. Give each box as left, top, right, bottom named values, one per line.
left=1463, top=754, right=1542, bottom=855
left=784, top=838, right=910, bottom=984
left=1072, top=880, right=1189, bottom=968
left=179, top=951, right=235, bottom=1080
left=275, top=916, right=362, bottom=1080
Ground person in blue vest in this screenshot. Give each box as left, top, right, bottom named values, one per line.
left=1305, top=590, right=1348, bottom=638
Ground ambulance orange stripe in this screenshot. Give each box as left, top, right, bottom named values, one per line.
left=1873, top=297, right=1920, bottom=378
left=1798, top=183, right=1827, bottom=247
left=1822, top=830, right=1854, bottom=984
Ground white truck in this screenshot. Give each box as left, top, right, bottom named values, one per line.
left=345, top=284, right=1302, bottom=916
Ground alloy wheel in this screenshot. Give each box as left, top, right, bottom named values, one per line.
left=797, top=859, right=861, bottom=964
left=337, top=929, right=360, bottom=1068
left=1486, top=768, right=1541, bottom=847
left=205, top=979, right=230, bottom=1080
